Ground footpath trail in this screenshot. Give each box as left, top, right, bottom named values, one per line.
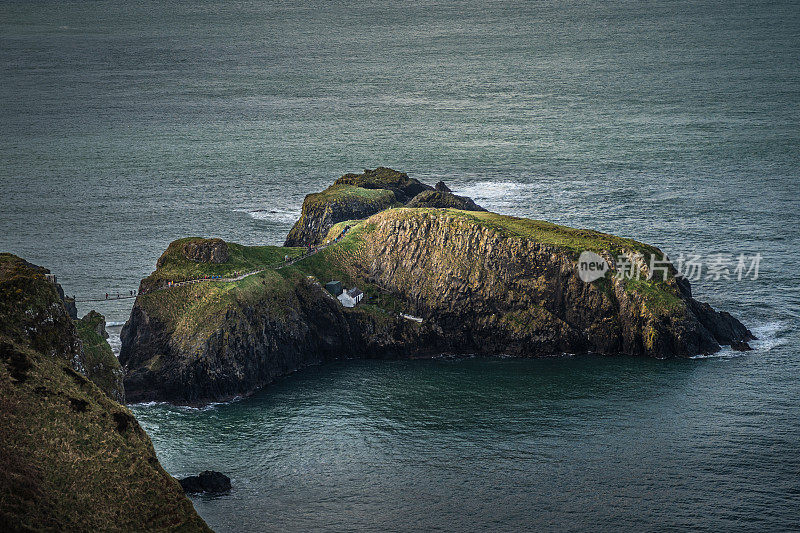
left=75, top=228, right=349, bottom=303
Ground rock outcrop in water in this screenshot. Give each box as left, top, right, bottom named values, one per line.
left=0, top=253, right=209, bottom=531
left=406, top=188, right=487, bottom=211
left=120, top=171, right=753, bottom=405
left=179, top=471, right=231, bottom=494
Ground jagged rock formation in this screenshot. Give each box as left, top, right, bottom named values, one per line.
left=284, top=168, right=486, bottom=247
left=0, top=253, right=209, bottom=531
left=406, top=189, right=486, bottom=211
left=335, top=167, right=432, bottom=202
left=75, top=311, right=125, bottom=402
left=177, top=238, right=229, bottom=265
left=284, top=167, right=426, bottom=247
left=121, top=205, right=752, bottom=405
left=55, top=283, right=78, bottom=320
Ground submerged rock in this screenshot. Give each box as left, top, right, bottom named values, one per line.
left=179, top=471, right=231, bottom=494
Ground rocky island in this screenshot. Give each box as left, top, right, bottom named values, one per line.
left=119, top=168, right=753, bottom=406
left=0, top=254, right=209, bottom=531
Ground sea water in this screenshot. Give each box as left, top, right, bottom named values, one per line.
left=2, top=0, right=798, bottom=530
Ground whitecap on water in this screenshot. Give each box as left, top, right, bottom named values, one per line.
left=129, top=398, right=242, bottom=412
left=749, top=320, right=788, bottom=351
left=106, top=328, right=122, bottom=357
left=691, top=320, right=788, bottom=359
left=453, top=181, right=540, bottom=213
left=234, top=207, right=299, bottom=224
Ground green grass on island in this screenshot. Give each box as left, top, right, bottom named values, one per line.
left=149, top=238, right=305, bottom=284
left=140, top=208, right=687, bottom=338
left=140, top=269, right=298, bottom=345
left=309, top=184, right=399, bottom=206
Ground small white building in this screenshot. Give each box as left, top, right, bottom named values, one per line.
left=337, top=287, right=364, bottom=308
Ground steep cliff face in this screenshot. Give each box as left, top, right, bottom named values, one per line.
left=121, top=271, right=434, bottom=404
left=0, top=253, right=209, bottom=532
left=121, top=208, right=752, bottom=405
left=354, top=209, right=751, bottom=358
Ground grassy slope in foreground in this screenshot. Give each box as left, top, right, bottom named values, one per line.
left=0, top=253, right=209, bottom=532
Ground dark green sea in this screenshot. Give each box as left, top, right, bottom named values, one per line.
left=1, top=0, right=798, bottom=530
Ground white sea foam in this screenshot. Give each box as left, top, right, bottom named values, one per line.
left=128, top=396, right=243, bottom=411
left=453, top=181, right=539, bottom=213
left=107, top=329, right=122, bottom=357
left=234, top=207, right=299, bottom=224
left=690, top=346, right=740, bottom=360
left=106, top=321, right=126, bottom=327
left=749, top=320, right=788, bottom=351
left=691, top=320, right=787, bottom=359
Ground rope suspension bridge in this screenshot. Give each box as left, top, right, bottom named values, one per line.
left=71, top=227, right=350, bottom=304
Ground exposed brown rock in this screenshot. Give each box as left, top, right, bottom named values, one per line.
left=181, top=238, right=229, bottom=264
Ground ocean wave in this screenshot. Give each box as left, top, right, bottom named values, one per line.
left=128, top=396, right=243, bottom=412
left=454, top=181, right=539, bottom=213
left=107, top=331, right=122, bottom=357
left=690, top=346, right=740, bottom=360
left=234, top=207, right=298, bottom=224
left=106, top=321, right=126, bottom=327
left=749, top=320, right=788, bottom=351
left=691, top=320, right=787, bottom=359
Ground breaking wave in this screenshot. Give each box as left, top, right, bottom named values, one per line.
left=234, top=207, right=299, bottom=224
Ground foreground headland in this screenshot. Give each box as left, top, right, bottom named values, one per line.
left=0, top=253, right=209, bottom=531
left=120, top=168, right=753, bottom=406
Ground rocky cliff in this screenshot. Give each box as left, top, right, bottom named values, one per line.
left=406, top=189, right=487, bottom=211
left=121, top=205, right=752, bottom=406
left=75, top=310, right=125, bottom=403
left=120, top=240, right=436, bottom=404
left=283, top=167, right=484, bottom=247
left=0, top=253, right=209, bottom=532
